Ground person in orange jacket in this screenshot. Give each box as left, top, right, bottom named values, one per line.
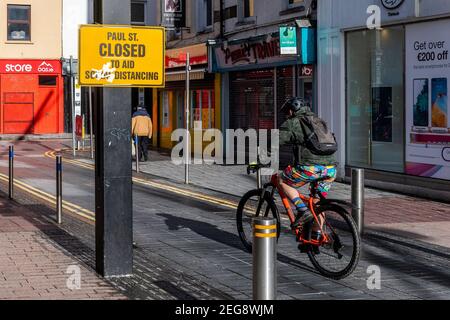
left=132, top=104, right=153, bottom=162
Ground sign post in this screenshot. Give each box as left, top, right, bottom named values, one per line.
left=79, top=25, right=165, bottom=88
left=89, top=86, right=94, bottom=159
left=86, top=0, right=165, bottom=277
left=185, top=52, right=190, bottom=184
left=70, top=56, right=76, bottom=157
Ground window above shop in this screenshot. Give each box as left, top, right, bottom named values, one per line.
left=289, top=0, right=305, bottom=6
left=131, top=0, right=146, bottom=25
left=196, top=0, right=213, bottom=33
left=237, top=0, right=255, bottom=26
left=244, top=0, right=254, bottom=18
left=7, top=5, right=31, bottom=41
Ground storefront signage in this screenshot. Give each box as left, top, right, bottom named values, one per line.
left=161, top=0, right=185, bottom=29
left=0, top=60, right=61, bottom=74
left=280, top=26, right=297, bottom=55
left=212, top=34, right=299, bottom=72
left=166, top=55, right=207, bottom=68
left=301, top=28, right=316, bottom=64
left=381, top=0, right=405, bottom=10
left=405, top=20, right=450, bottom=181
left=301, top=65, right=313, bottom=77
left=78, top=25, right=165, bottom=87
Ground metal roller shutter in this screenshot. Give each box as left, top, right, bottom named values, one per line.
left=230, top=69, right=275, bottom=131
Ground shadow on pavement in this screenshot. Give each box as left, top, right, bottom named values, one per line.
left=157, top=213, right=317, bottom=275
left=362, top=234, right=450, bottom=293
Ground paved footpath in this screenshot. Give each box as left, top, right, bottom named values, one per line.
left=0, top=193, right=125, bottom=300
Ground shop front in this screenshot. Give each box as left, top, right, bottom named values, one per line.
left=212, top=33, right=315, bottom=165
left=0, top=59, right=63, bottom=134
left=153, top=43, right=220, bottom=151
left=346, top=19, right=450, bottom=186
left=318, top=0, right=450, bottom=196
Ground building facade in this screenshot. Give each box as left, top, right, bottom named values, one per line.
left=318, top=0, right=450, bottom=199
left=0, top=0, right=63, bottom=135
left=209, top=0, right=317, bottom=164
left=151, top=0, right=222, bottom=151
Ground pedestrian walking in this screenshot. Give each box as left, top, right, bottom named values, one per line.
left=132, top=104, right=153, bottom=162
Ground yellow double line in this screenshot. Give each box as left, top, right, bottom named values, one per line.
left=44, top=150, right=240, bottom=214
left=0, top=172, right=95, bottom=222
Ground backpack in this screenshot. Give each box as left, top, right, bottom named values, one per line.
left=298, top=114, right=338, bottom=156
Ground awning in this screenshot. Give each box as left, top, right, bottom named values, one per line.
left=165, top=43, right=208, bottom=69
left=165, top=68, right=206, bottom=82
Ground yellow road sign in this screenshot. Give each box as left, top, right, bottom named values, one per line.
left=79, top=25, right=165, bottom=87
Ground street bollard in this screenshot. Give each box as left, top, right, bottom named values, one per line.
left=351, top=168, right=365, bottom=236
left=8, top=146, right=14, bottom=200
left=253, top=217, right=277, bottom=300
left=56, top=155, right=62, bottom=224
left=135, top=135, right=140, bottom=173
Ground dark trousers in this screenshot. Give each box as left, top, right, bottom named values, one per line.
left=136, top=136, right=150, bottom=161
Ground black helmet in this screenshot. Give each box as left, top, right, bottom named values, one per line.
left=280, top=97, right=307, bottom=114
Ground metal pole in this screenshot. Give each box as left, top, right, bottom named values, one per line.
left=135, top=135, right=140, bottom=173
left=253, top=217, right=277, bottom=300
left=89, top=86, right=94, bottom=159
left=185, top=52, right=190, bottom=184
left=56, top=155, right=62, bottom=224
left=351, top=168, right=365, bottom=236
left=82, top=114, right=86, bottom=150
left=8, top=145, right=14, bottom=200
left=70, top=56, right=76, bottom=157
left=256, top=146, right=262, bottom=189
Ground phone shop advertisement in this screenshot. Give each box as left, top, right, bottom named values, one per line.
left=406, top=19, right=450, bottom=180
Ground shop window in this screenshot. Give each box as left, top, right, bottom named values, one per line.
left=162, top=91, right=170, bottom=128
left=190, top=90, right=215, bottom=129
left=39, top=76, right=57, bottom=87
left=346, top=27, right=405, bottom=173
left=7, top=5, right=31, bottom=41
left=131, top=1, right=146, bottom=26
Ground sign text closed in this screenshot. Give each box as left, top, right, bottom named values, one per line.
left=79, top=25, right=165, bottom=87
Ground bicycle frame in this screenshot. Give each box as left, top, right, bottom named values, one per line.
left=260, top=173, right=331, bottom=246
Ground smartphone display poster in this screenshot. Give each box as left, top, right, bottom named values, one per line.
left=405, top=21, right=450, bottom=180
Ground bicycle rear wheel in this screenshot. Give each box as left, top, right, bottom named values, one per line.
left=306, top=204, right=360, bottom=280
left=236, top=189, right=280, bottom=253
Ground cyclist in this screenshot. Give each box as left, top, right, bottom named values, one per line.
left=278, top=97, right=337, bottom=234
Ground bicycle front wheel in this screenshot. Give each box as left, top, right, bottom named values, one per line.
left=306, top=204, right=361, bottom=280
left=236, top=189, right=280, bottom=253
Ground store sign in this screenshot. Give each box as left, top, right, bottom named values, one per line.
left=161, top=0, right=185, bottom=29
left=0, top=60, right=61, bottom=74
left=78, top=25, right=165, bottom=87
left=301, top=28, right=316, bottom=64
left=280, top=26, right=297, bottom=55
left=166, top=55, right=207, bottom=68
left=405, top=20, right=450, bottom=180
left=213, top=35, right=299, bottom=72
left=301, top=65, right=313, bottom=77
left=381, top=0, right=405, bottom=10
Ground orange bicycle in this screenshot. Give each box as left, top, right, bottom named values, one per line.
left=236, top=162, right=361, bottom=280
